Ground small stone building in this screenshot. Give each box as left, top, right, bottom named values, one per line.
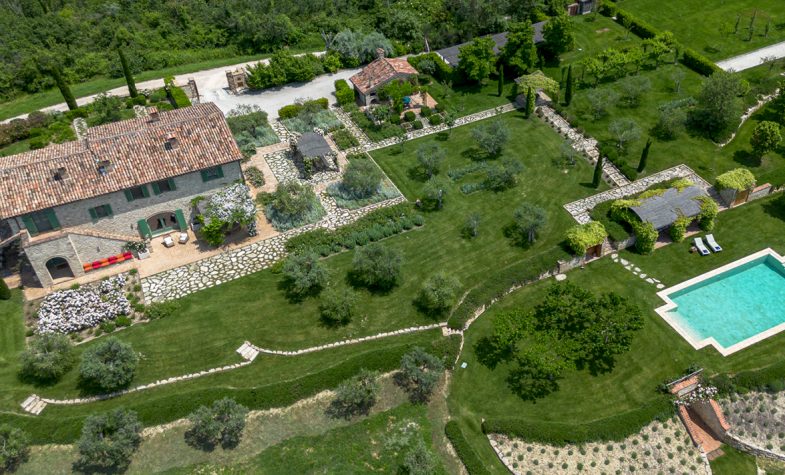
left=0, top=103, right=244, bottom=287
left=226, top=69, right=247, bottom=94
left=349, top=50, right=418, bottom=106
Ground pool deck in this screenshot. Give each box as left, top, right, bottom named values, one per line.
left=655, top=248, right=785, bottom=357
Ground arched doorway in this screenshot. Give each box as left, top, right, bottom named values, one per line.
left=146, top=211, right=178, bottom=235
left=46, top=257, right=74, bottom=282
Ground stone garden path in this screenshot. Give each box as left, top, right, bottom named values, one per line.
left=20, top=323, right=445, bottom=415
left=610, top=252, right=666, bottom=289
left=562, top=164, right=712, bottom=224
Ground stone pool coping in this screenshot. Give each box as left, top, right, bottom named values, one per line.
left=655, top=248, right=785, bottom=357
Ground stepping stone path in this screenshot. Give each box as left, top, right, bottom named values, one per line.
left=270, top=119, right=294, bottom=142
left=20, top=395, right=46, bottom=415
left=611, top=253, right=666, bottom=289
left=563, top=164, right=715, bottom=224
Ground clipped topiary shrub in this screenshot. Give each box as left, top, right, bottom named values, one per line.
left=403, top=111, right=416, bottom=122
left=565, top=222, right=608, bottom=255
left=715, top=168, right=755, bottom=191
left=412, top=120, right=424, bottom=130
left=697, top=196, right=719, bottom=231
left=632, top=221, right=658, bottom=254
left=669, top=215, right=691, bottom=243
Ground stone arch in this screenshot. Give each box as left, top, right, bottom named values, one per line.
left=146, top=211, right=178, bottom=235
left=45, top=256, right=75, bottom=282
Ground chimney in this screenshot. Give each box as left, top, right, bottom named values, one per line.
left=148, top=106, right=159, bottom=122
left=376, top=47, right=385, bottom=59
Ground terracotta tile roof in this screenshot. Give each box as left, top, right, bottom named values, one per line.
left=349, top=57, right=417, bottom=94
left=0, top=103, right=242, bottom=219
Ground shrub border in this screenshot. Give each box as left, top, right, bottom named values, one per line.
left=445, top=420, right=491, bottom=475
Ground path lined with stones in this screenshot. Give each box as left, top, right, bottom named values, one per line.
left=21, top=324, right=445, bottom=414
left=562, top=164, right=712, bottom=224
left=610, top=252, right=666, bottom=289
left=537, top=103, right=630, bottom=187
left=332, top=107, right=373, bottom=150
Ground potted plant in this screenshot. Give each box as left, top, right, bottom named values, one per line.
left=123, top=240, right=150, bottom=259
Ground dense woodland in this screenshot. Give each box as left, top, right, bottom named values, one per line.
left=0, top=0, right=571, bottom=100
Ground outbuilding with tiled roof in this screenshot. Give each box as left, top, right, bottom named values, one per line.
left=349, top=50, right=418, bottom=106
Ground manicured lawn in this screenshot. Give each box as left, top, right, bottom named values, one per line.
left=448, top=194, right=785, bottom=470
left=623, top=0, right=785, bottom=60
left=710, top=445, right=757, bottom=475
left=190, top=404, right=446, bottom=475
left=423, top=80, right=517, bottom=115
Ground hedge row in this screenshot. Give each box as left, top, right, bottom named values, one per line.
left=445, top=421, right=491, bottom=475
left=482, top=397, right=673, bottom=445
left=334, top=79, right=356, bottom=106
left=168, top=85, right=192, bottom=108
left=447, top=247, right=570, bottom=330
left=600, top=0, right=720, bottom=77
left=3, top=332, right=442, bottom=444
left=284, top=203, right=423, bottom=256
left=710, top=359, right=785, bottom=394
left=278, top=97, right=330, bottom=119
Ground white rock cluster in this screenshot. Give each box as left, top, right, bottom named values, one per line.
left=37, top=275, right=130, bottom=334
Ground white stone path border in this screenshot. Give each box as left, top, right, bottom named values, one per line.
left=20, top=323, right=447, bottom=415
left=718, top=77, right=784, bottom=147
left=562, top=164, right=713, bottom=224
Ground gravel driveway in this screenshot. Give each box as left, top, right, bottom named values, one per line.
left=716, top=40, right=785, bottom=72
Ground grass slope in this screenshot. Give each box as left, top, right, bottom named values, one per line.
left=710, top=445, right=757, bottom=475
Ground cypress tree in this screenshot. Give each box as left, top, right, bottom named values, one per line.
left=0, top=277, right=10, bottom=300
left=592, top=155, right=604, bottom=188
left=525, top=86, right=535, bottom=118
left=497, top=64, right=504, bottom=97
left=638, top=137, right=652, bottom=172
left=118, top=48, right=138, bottom=98
left=51, top=67, right=78, bottom=111
left=564, top=65, right=573, bottom=106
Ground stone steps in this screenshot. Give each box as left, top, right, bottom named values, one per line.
left=21, top=395, right=47, bottom=415
left=236, top=341, right=259, bottom=361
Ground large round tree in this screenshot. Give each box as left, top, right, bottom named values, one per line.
left=351, top=243, right=402, bottom=290
left=19, top=333, right=76, bottom=382
left=79, top=338, right=138, bottom=391
left=76, top=409, right=142, bottom=472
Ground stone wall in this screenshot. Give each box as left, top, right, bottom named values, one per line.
left=718, top=188, right=737, bottom=207
left=25, top=235, right=85, bottom=287
left=725, top=432, right=785, bottom=462
left=691, top=400, right=727, bottom=439
left=68, top=233, right=127, bottom=263
left=748, top=183, right=773, bottom=202
left=13, top=162, right=242, bottom=240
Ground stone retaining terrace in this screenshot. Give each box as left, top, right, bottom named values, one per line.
left=562, top=164, right=713, bottom=224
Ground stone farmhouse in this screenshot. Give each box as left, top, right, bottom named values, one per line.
left=349, top=50, right=418, bottom=106
left=0, top=103, right=244, bottom=287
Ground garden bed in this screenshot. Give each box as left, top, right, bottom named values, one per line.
left=721, top=391, right=785, bottom=454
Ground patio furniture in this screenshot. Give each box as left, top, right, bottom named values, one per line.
left=694, top=237, right=710, bottom=256
left=162, top=235, right=175, bottom=248
left=178, top=232, right=189, bottom=244
left=706, top=234, right=722, bottom=253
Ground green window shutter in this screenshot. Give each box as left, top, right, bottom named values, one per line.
left=88, top=207, right=98, bottom=222
left=141, top=185, right=150, bottom=198
left=168, top=178, right=176, bottom=191
left=200, top=170, right=209, bottom=182
left=174, top=209, right=187, bottom=231
left=105, top=204, right=113, bottom=216
left=137, top=219, right=152, bottom=239
left=21, top=215, right=38, bottom=236
left=216, top=166, right=224, bottom=178
left=151, top=182, right=161, bottom=195
left=45, top=209, right=60, bottom=229
left=124, top=189, right=134, bottom=202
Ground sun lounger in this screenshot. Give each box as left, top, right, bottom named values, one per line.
left=694, top=237, right=710, bottom=256
left=706, top=234, right=722, bottom=252
left=163, top=235, right=175, bottom=248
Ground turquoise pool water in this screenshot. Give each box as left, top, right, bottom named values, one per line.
left=668, top=256, right=785, bottom=348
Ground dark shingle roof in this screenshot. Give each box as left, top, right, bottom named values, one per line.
left=631, top=186, right=706, bottom=230
left=435, top=21, right=546, bottom=67
left=296, top=133, right=332, bottom=158
left=0, top=103, right=243, bottom=219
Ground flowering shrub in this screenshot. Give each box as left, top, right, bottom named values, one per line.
left=676, top=384, right=718, bottom=405
left=201, top=183, right=257, bottom=246
left=37, top=275, right=130, bottom=334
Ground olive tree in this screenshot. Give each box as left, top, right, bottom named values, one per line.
left=319, top=287, right=357, bottom=325
left=76, top=409, right=142, bottom=472
left=185, top=398, right=249, bottom=450
left=417, top=272, right=461, bottom=315
left=397, top=347, right=444, bottom=402
left=328, top=369, right=380, bottom=419
left=341, top=159, right=382, bottom=198
left=351, top=243, right=402, bottom=290
left=79, top=338, right=138, bottom=391
left=510, top=203, right=547, bottom=245
left=19, top=333, right=75, bottom=382
left=471, top=120, right=509, bottom=157
left=282, top=252, right=328, bottom=298
left=0, top=425, right=30, bottom=472
left=416, top=143, right=446, bottom=178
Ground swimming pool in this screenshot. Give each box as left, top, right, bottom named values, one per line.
left=656, top=249, right=785, bottom=356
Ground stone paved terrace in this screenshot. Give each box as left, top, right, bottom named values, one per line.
left=562, top=164, right=713, bottom=224
left=142, top=194, right=406, bottom=302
